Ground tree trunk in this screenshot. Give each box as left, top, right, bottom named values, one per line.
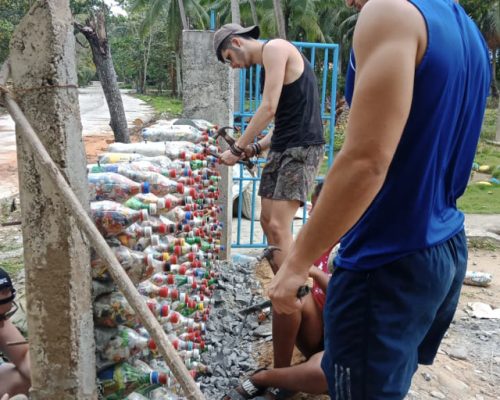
left=273, top=0, right=286, bottom=39
left=491, top=47, right=498, bottom=99
left=231, top=0, right=240, bottom=24
left=178, top=0, right=188, bottom=30
left=75, top=11, right=129, bottom=143
left=142, top=30, right=154, bottom=95
left=249, top=0, right=259, bottom=25
left=176, top=53, right=183, bottom=97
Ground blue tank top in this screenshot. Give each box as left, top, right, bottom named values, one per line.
left=336, top=0, right=491, bottom=271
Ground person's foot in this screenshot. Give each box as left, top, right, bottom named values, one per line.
left=222, top=369, right=267, bottom=400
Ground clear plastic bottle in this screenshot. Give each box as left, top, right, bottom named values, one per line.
left=89, top=172, right=149, bottom=202
left=91, top=201, right=148, bottom=237
left=91, top=245, right=163, bottom=283
left=98, top=362, right=170, bottom=399
left=94, top=292, right=138, bottom=328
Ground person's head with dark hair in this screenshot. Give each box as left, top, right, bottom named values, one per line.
left=0, top=268, right=17, bottom=322
left=213, top=23, right=260, bottom=68
left=310, top=181, right=324, bottom=215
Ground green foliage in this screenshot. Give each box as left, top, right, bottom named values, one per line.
left=0, top=0, right=30, bottom=64
left=479, top=108, right=498, bottom=141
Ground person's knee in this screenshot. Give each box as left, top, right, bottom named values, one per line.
left=265, top=218, right=289, bottom=242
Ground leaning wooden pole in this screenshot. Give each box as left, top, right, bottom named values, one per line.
left=0, top=60, right=204, bottom=400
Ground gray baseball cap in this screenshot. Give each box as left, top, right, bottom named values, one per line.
left=214, top=23, right=260, bottom=62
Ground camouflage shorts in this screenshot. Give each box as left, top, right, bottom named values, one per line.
left=258, top=145, right=324, bottom=205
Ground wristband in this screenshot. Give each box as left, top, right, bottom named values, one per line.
left=230, top=144, right=243, bottom=157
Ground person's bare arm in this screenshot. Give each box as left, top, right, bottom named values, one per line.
left=269, top=0, right=426, bottom=313
left=220, top=41, right=288, bottom=165
left=308, top=267, right=330, bottom=293
left=0, top=320, right=30, bottom=380
left=235, top=41, right=288, bottom=148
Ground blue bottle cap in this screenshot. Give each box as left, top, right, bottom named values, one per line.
left=150, top=371, right=159, bottom=384
left=142, top=181, right=150, bottom=194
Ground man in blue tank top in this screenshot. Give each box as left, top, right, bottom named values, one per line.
left=213, top=24, right=326, bottom=382
left=268, top=0, right=491, bottom=398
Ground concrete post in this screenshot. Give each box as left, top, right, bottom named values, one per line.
left=9, top=0, right=97, bottom=398
left=182, top=30, right=233, bottom=260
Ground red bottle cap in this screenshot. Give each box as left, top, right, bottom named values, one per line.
left=159, top=286, right=169, bottom=298
left=157, top=224, right=168, bottom=235
left=148, top=338, right=157, bottom=350
left=177, top=182, right=184, bottom=194
left=161, top=304, right=170, bottom=316
left=191, top=281, right=198, bottom=289
left=171, top=339, right=179, bottom=350
left=165, top=198, right=172, bottom=210
left=170, top=312, right=180, bottom=323
left=170, top=255, right=178, bottom=264
left=169, top=169, right=176, bottom=178
left=180, top=151, right=186, bottom=160
left=174, top=246, right=182, bottom=256
left=167, top=275, right=175, bottom=285
left=179, top=265, right=187, bottom=275
left=171, top=288, right=179, bottom=300
left=158, top=373, right=168, bottom=385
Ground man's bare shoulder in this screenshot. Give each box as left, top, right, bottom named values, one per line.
left=355, top=0, right=426, bottom=56
left=358, top=0, right=425, bottom=35
left=263, top=39, right=296, bottom=57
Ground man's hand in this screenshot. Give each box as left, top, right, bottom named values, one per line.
left=219, top=149, right=241, bottom=166
left=268, top=257, right=309, bottom=314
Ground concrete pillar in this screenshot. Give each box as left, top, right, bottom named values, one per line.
left=182, top=30, right=233, bottom=260
left=9, top=0, right=97, bottom=398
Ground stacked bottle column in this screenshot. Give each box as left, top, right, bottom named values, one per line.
left=89, top=119, right=222, bottom=399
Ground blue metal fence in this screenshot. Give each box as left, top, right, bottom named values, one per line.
left=232, top=41, right=340, bottom=248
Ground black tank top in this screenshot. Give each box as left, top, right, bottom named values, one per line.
left=261, top=41, right=325, bottom=152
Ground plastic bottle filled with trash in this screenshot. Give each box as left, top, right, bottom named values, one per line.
left=91, top=201, right=148, bottom=237
left=91, top=245, right=161, bottom=283
left=145, top=298, right=171, bottom=318
left=142, top=125, right=204, bottom=143
left=102, top=326, right=154, bottom=363
left=94, top=292, right=138, bottom=328
left=463, top=271, right=493, bottom=287
left=163, top=206, right=195, bottom=223
left=159, top=311, right=205, bottom=334
left=98, top=152, right=143, bottom=164
left=98, top=362, right=170, bottom=399
left=89, top=172, right=150, bottom=202
left=107, top=141, right=202, bottom=159
left=138, top=281, right=181, bottom=300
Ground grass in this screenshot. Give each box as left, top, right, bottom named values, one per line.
left=457, top=182, right=500, bottom=213
left=480, top=107, right=497, bottom=141
left=134, top=94, right=183, bottom=117
left=468, top=237, right=499, bottom=251
left=0, top=257, right=24, bottom=276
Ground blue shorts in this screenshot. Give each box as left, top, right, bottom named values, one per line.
left=321, top=230, right=467, bottom=400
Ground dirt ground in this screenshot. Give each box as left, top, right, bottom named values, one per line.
left=253, top=248, right=500, bottom=400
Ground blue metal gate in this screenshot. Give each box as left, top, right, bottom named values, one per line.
left=232, top=41, right=339, bottom=248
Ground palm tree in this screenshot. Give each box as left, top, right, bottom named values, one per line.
left=273, top=0, right=286, bottom=38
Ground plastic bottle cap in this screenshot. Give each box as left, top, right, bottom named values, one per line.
left=171, top=339, right=179, bottom=350
left=151, top=234, right=159, bottom=246
left=149, top=203, right=157, bottom=215
left=157, top=224, right=168, bottom=235
left=142, top=181, right=150, bottom=194
left=179, top=265, right=187, bottom=275
left=159, top=286, right=169, bottom=298
left=170, top=312, right=180, bottom=323
left=139, top=209, right=148, bottom=221
left=148, top=338, right=157, bottom=350
left=177, top=182, right=185, bottom=194
left=169, top=169, right=176, bottom=178
left=160, top=304, right=170, bottom=317
left=171, top=288, right=179, bottom=300
left=167, top=275, right=174, bottom=285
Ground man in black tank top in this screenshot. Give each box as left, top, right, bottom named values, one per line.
left=214, top=22, right=325, bottom=391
